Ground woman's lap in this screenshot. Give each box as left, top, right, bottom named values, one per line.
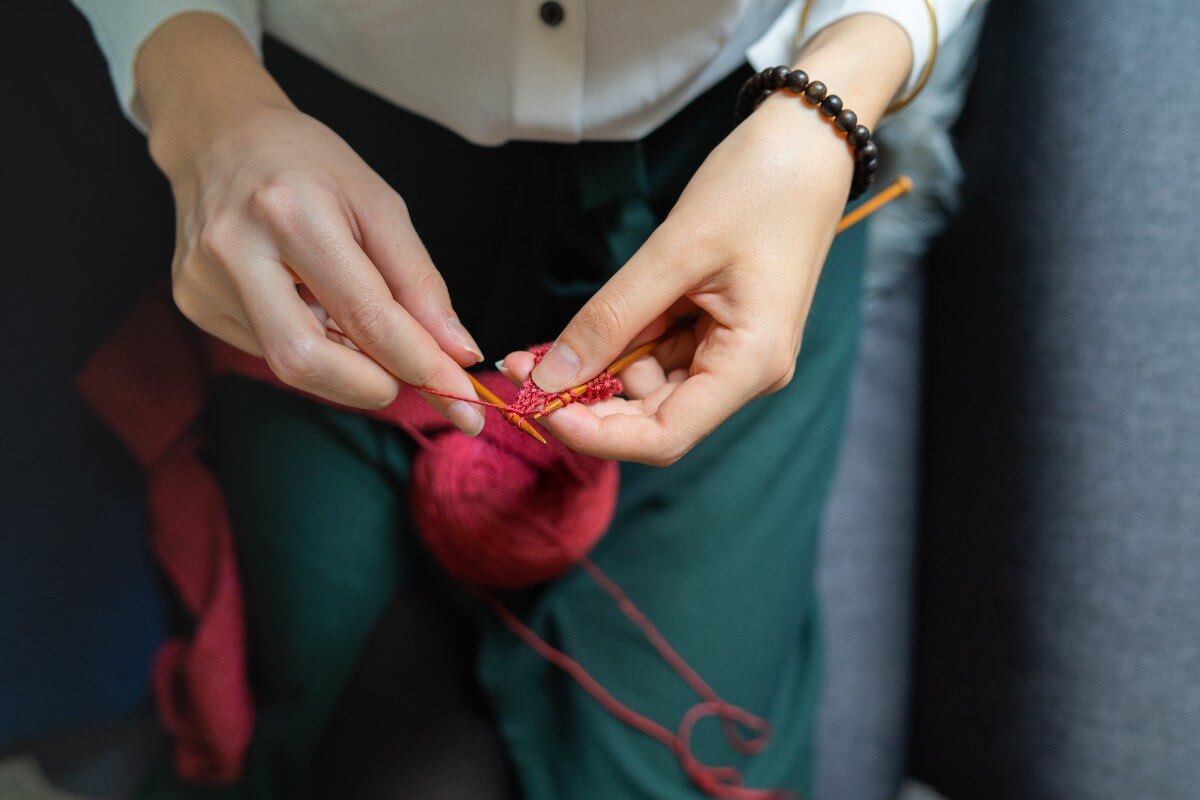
left=191, top=220, right=865, bottom=800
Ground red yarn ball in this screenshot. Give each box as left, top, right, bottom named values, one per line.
left=409, top=418, right=619, bottom=589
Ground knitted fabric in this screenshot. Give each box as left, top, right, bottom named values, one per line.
left=421, top=343, right=624, bottom=432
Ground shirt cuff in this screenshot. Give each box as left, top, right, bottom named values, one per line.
left=73, top=0, right=261, bottom=131
left=748, top=0, right=979, bottom=101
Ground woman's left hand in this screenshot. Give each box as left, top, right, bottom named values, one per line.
left=500, top=14, right=913, bottom=466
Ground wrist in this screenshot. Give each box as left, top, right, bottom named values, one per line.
left=776, top=13, right=913, bottom=129
left=136, top=12, right=293, bottom=179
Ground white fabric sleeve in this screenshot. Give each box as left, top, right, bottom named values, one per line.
left=71, top=0, right=262, bottom=130
left=748, top=0, right=986, bottom=98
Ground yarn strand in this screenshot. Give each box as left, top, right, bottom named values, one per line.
left=471, top=583, right=794, bottom=800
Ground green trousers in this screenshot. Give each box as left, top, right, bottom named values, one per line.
left=141, top=41, right=867, bottom=800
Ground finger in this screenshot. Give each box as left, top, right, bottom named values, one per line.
left=531, top=231, right=696, bottom=393
left=269, top=202, right=485, bottom=433
left=653, top=324, right=701, bottom=374
left=617, top=355, right=668, bottom=400
left=353, top=190, right=483, bottom=365
left=629, top=376, right=681, bottom=414
left=538, top=368, right=750, bottom=466
left=300, top=292, right=362, bottom=350
left=232, top=257, right=410, bottom=409
left=499, top=351, right=535, bottom=387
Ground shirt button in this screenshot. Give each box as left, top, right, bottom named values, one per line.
left=539, top=1, right=565, bottom=26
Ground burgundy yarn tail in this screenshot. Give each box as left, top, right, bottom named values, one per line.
left=472, top=573, right=795, bottom=800
left=580, top=558, right=770, bottom=757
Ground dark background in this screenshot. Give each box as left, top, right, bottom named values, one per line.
left=1, top=3, right=169, bottom=744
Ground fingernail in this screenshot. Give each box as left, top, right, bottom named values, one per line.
left=494, top=359, right=511, bottom=377
left=531, top=342, right=580, bottom=392
left=447, top=400, right=484, bottom=436
left=446, top=317, right=484, bottom=363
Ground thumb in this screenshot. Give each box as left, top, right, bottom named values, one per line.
left=532, top=242, right=688, bottom=392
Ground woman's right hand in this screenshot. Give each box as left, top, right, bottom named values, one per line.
left=135, top=12, right=486, bottom=433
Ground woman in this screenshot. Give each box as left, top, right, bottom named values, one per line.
left=72, top=1, right=976, bottom=798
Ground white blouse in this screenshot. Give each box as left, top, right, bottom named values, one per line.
left=73, top=0, right=980, bottom=144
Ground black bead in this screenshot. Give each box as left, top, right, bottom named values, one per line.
left=835, top=109, right=858, bottom=133
left=850, top=175, right=872, bottom=200
left=862, top=157, right=880, bottom=175
left=855, top=140, right=878, bottom=161
left=769, top=65, right=791, bottom=89
left=804, top=80, right=827, bottom=103
left=848, top=124, right=871, bottom=148
left=785, top=70, right=808, bottom=93
left=819, top=94, right=843, bottom=117
left=538, top=1, right=565, bottom=26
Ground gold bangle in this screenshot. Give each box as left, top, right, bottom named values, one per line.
left=794, top=0, right=939, bottom=116
left=887, top=0, right=938, bottom=114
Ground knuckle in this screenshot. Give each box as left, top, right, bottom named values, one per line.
left=411, top=259, right=443, bottom=290
left=170, top=276, right=201, bottom=322
left=383, top=187, right=409, bottom=218
left=639, top=428, right=690, bottom=468
left=265, top=337, right=324, bottom=389
left=403, top=355, right=442, bottom=391
left=366, top=384, right=399, bottom=410
left=766, top=361, right=797, bottom=394
left=664, top=436, right=694, bottom=466
left=748, top=330, right=796, bottom=392
left=361, top=186, right=411, bottom=230
left=647, top=444, right=686, bottom=468
left=339, top=300, right=394, bottom=348
left=410, top=261, right=451, bottom=304
left=251, top=177, right=307, bottom=229
left=196, top=219, right=237, bottom=263
left=579, top=291, right=630, bottom=345
left=767, top=350, right=796, bottom=388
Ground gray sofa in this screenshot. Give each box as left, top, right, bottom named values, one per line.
left=815, top=1, right=1200, bottom=799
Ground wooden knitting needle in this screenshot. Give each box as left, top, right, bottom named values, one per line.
left=532, top=175, right=914, bottom=421
left=531, top=336, right=664, bottom=420
left=467, top=371, right=547, bottom=445
left=836, top=174, right=912, bottom=233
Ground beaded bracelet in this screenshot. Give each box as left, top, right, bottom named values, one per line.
left=734, top=65, right=879, bottom=201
